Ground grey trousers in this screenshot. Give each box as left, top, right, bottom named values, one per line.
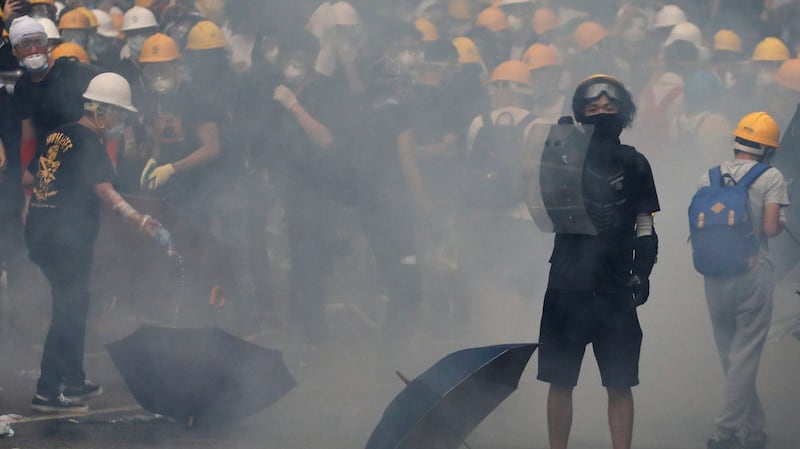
left=704, top=260, right=774, bottom=436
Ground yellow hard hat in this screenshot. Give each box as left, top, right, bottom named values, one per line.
left=523, top=43, right=561, bottom=70
left=733, top=112, right=780, bottom=148
left=531, top=7, right=558, bottom=35
left=186, top=20, right=226, bottom=50
left=448, top=0, right=472, bottom=20
left=50, top=42, right=89, bottom=63
left=713, top=29, right=742, bottom=53
left=489, top=60, right=532, bottom=86
left=76, top=6, right=98, bottom=28
left=58, top=9, right=91, bottom=30
left=415, top=19, right=440, bottom=42
left=475, top=7, right=509, bottom=33
left=752, top=37, right=790, bottom=62
left=774, top=58, right=800, bottom=92
left=30, top=0, right=55, bottom=5
left=139, top=33, right=180, bottom=63
left=452, top=37, right=481, bottom=63
left=575, top=21, right=607, bottom=51
left=135, top=0, right=154, bottom=8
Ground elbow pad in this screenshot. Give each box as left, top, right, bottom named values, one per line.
left=633, top=231, right=658, bottom=277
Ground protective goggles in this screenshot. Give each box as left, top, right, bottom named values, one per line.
left=14, top=33, right=48, bottom=51
left=582, top=82, right=620, bottom=102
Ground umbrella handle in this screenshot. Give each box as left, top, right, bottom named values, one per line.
left=395, top=370, right=411, bottom=385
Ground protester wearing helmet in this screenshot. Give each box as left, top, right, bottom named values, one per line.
left=120, top=6, right=158, bottom=62
left=442, top=0, right=472, bottom=39
left=50, top=41, right=89, bottom=64
left=711, top=29, right=744, bottom=91
left=495, top=0, right=536, bottom=59
left=750, top=37, right=792, bottom=110
left=696, top=111, right=788, bottom=449
left=29, top=0, right=56, bottom=21
left=538, top=74, right=659, bottom=449
left=24, top=72, right=168, bottom=414
left=134, top=33, right=221, bottom=227
left=91, top=9, right=123, bottom=67
left=58, top=9, right=91, bottom=51
left=522, top=43, right=568, bottom=119
left=11, top=16, right=99, bottom=181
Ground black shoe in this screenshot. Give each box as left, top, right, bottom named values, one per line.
left=743, top=431, right=767, bottom=449
left=62, top=380, right=103, bottom=401
left=31, top=393, right=89, bottom=414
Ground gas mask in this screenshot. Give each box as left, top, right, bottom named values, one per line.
left=151, top=76, right=177, bottom=94
left=264, top=47, right=280, bottom=65
left=283, top=64, right=307, bottom=86
left=126, top=35, right=149, bottom=58
left=507, top=15, right=523, bottom=33
left=22, top=53, right=49, bottom=73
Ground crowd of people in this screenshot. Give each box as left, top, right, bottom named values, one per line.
left=0, top=1, right=797, bottom=449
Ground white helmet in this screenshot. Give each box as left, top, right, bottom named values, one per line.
left=331, top=1, right=360, bottom=26
left=36, top=17, right=61, bottom=41
left=122, top=6, right=158, bottom=32
left=92, top=9, right=118, bottom=38
left=664, top=21, right=703, bottom=49
left=83, top=72, right=138, bottom=112
left=653, top=4, right=687, bottom=29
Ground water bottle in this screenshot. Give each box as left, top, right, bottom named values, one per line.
left=153, top=228, right=174, bottom=255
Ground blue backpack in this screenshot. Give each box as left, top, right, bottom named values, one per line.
left=688, top=162, right=770, bottom=277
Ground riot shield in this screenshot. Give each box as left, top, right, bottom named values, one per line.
left=523, top=123, right=597, bottom=235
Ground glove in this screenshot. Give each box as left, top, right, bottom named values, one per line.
left=153, top=227, right=173, bottom=252
left=146, top=163, right=176, bottom=190
left=273, top=85, right=298, bottom=110
left=139, top=157, right=158, bottom=190
left=628, top=274, right=650, bottom=307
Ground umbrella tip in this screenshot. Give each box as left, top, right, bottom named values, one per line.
left=395, top=370, right=410, bottom=385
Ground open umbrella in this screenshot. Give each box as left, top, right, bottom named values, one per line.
left=365, top=343, right=537, bottom=449
left=106, top=326, right=295, bottom=426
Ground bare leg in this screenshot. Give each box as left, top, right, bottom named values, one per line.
left=607, top=387, right=634, bottom=449
left=547, top=384, right=573, bottom=449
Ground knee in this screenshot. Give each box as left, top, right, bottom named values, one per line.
left=607, top=386, right=632, bottom=402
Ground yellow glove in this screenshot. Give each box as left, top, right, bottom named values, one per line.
left=146, top=163, right=176, bottom=190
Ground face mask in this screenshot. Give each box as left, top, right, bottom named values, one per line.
left=507, top=15, right=523, bottom=32
left=284, top=65, right=307, bottom=86
left=151, top=76, right=177, bottom=94
left=127, top=35, right=148, bottom=57
left=397, top=50, right=422, bottom=67
left=264, top=47, right=280, bottom=65
left=582, top=113, right=625, bottom=140
left=22, top=53, right=48, bottom=73
left=755, top=69, right=774, bottom=88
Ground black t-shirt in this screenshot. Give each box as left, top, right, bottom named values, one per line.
left=25, top=122, right=115, bottom=249
left=13, top=58, right=100, bottom=148
left=547, top=139, right=660, bottom=292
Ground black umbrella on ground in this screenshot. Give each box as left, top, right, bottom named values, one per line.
left=366, top=343, right=537, bottom=449
left=106, top=326, right=296, bottom=426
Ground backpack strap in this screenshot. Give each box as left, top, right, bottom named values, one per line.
left=737, top=162, right=770, bottom=189
left=481, top=108, right=494, bottom=132
left=709, top=165, right=723, bottom=186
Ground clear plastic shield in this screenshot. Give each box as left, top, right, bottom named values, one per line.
left=523, top=123, right=598, bottom=235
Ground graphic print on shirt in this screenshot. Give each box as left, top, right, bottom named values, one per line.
left=33, top=132, right=73, bottom=204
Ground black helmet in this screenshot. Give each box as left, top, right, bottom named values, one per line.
left=571, top=74, right=636, bottom=126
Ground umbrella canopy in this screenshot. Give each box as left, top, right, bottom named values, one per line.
left=773, top=104, right=800, bottom=280
left=106, top=326, right=296, bottom=426
left=365, top=343, right=537, bottom=449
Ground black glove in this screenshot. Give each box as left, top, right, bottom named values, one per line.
left=628, top=274, right=650, bottom=307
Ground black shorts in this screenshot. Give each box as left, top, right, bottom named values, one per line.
left=537, top=288, right=642, bottom=388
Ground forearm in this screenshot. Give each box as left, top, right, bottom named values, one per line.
left=172, top=122, right=220, bottom=173
left=290, top=103, right=334, bottom=149
left=95, top=182, right=147, bottom=228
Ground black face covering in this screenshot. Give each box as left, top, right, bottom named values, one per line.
left=581, top=113, right=625, bottom=140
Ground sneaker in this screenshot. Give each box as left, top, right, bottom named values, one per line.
left=743, top=431, right=768, bottom=449
left=707, top=434, right=739, bottom=449
left=62, top=380, right=103, bottom=401
left=31, top=393, right=89, bottom=414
